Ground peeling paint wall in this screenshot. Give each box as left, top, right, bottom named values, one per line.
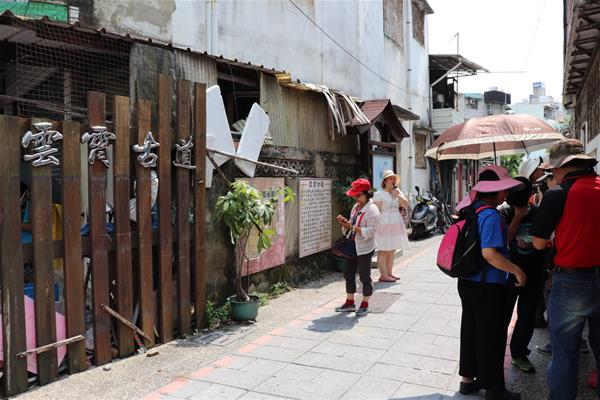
left=94, top=0, right=176, bottom=41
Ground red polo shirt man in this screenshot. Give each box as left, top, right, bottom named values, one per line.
left=531, top=139, right=600, bottom=400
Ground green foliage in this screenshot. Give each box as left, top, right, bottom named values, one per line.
left=205, top=299, right=231, bottom=330
left=215, top=181, right=295, bottom=301
left=251, top=292, right=269, bottom=307
left=250, top=281, right=292, bottom=307
left=268, top=281, right=291, bottom=297
left=501, top=154, right=524, bottom=177
left=333, top=176, right=357, bottom=216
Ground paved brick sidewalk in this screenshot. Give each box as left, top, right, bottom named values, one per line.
left=144, top=238, right=483, bottom=400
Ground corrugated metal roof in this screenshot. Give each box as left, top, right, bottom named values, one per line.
left=429, top=54, right=488, bottom=74
left=352, top=99, right=409, bottom=140
left=0, top=10, right=284, bottom=75
left=563, top=2, right=600, bottom=96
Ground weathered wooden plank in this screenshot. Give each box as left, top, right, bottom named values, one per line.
left=101, top=304, right=151, bottom=342
left=17, top=336, right=85, bottom=358
left=0, top=115, right=28, bottom=396
left=193, top=82, right=207, bottom=330
left=157, top=75, right=174, bottom=342
left=135, top=99, right=155, bottom=347
left=60, top=120, right=86, bottom=373
left=113, top=95, right=134, bottom=357
left=87, top=91, right=112, bottom=365
left=176, top=80, right=192, bottom=336
left=29, top=118, right=58, bottom=385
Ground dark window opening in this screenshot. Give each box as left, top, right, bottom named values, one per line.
left=216, top=62, right=260, bottom=137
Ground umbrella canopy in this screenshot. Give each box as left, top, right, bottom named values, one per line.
left=426, top=114, right=564, bottom=160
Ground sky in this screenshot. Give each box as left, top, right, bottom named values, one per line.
left=427, top=0, right=563, bottom=105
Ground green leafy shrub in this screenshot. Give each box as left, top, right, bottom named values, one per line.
left=215, top=181, right=295, bottom=302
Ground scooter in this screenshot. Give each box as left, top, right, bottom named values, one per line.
left=409, top=186, right=439, bottom=240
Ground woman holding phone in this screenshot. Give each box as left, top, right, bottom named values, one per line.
left=335, top=178, right=380, bottom=316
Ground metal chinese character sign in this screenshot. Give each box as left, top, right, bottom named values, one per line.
left=81, top=125, right=116, bottom=167
left=173, top=135, right=196, bottom=170
left=133, top=131, right=160, bottom=168
left=22, top=122, right=63, bottom=167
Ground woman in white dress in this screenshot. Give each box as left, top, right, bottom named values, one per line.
left=373, top=170, right=410, bottom=282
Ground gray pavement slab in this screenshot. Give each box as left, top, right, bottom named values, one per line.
left=325, top=325, right=401, bottom=350
left=21, top=235, right=596, bottom=400
left=253, top=364, right=359, bottom=400
left=339, top=375, right=402, bottom=400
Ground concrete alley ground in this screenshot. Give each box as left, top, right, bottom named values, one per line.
left=20, top=235, right=598, bottom=400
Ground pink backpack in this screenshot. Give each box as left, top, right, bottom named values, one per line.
left=437, top=205, right=492, bottom=278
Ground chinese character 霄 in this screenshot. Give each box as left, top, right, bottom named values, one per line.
left=81, top=125, right=116, bottom=168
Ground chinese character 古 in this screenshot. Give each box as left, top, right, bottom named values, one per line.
left=81, top=126, right=116, bottom=168
left=133, top=131, right=160, bottom=168
left=22, top=122, right=63, bottom=167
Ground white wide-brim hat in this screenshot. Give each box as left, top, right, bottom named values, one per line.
left=381, top=170, right=400, bottom=186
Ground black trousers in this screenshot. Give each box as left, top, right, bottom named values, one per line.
left=506, top=258, right=546, bottom=358
left=344, top=251, right=374, bottom=297
left=458, top=279, right=510, bottom=392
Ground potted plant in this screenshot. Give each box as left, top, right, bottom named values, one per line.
left=215, top=180, right=295, bottom=321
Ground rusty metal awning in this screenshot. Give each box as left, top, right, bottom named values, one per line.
left=429, top=54, right=488, bottom=76
left=393, top=105, right=420, bottom=121
left=564, top=2, right=600, bottom=96
left=351, top=99, right=409, bottom=140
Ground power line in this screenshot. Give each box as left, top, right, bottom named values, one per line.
left=522, top=0, right=547, bottom=69
left=287, top=0, right=428, bottom=99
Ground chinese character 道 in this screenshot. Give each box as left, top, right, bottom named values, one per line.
left=22, top=122, right=63, bottom=167
left=173, top=135, right=196, bottom=170
left=81, top=125, right=116, bottom=168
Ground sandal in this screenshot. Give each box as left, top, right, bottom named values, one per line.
left=378, top=277, right=396, bottom=283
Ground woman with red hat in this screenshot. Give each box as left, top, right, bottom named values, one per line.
left=335, top=178, right=381, bottom=316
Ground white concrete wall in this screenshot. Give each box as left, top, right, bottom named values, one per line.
left=94, top=0, right=432, bottom=194
left=397, top=0, right=431, bottom=201
left=512, top=103, right=545, bottom=120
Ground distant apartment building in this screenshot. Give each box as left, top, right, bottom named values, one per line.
left=458, top=88, right=511, bottom=121
left=512, top=82, right=562, bottom=122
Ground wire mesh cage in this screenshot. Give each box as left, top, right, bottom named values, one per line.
left=3, top=16, right=131, bottom=122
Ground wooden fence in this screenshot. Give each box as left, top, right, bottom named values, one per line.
left=0, top=75, right=206, bottom=396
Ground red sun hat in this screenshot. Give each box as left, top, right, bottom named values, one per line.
left=346, top=178, right=371, bottom=197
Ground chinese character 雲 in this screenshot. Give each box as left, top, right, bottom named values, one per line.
left=22, top=122, right=63, bottom=167
left=133, top=131, right=160, bottom=168
left=81, top=126, right=116, bottom=168
left=173, top=135, right=196, bottom=170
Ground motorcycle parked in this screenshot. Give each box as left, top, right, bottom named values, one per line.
left=409, top=186, right=452, bottom=240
